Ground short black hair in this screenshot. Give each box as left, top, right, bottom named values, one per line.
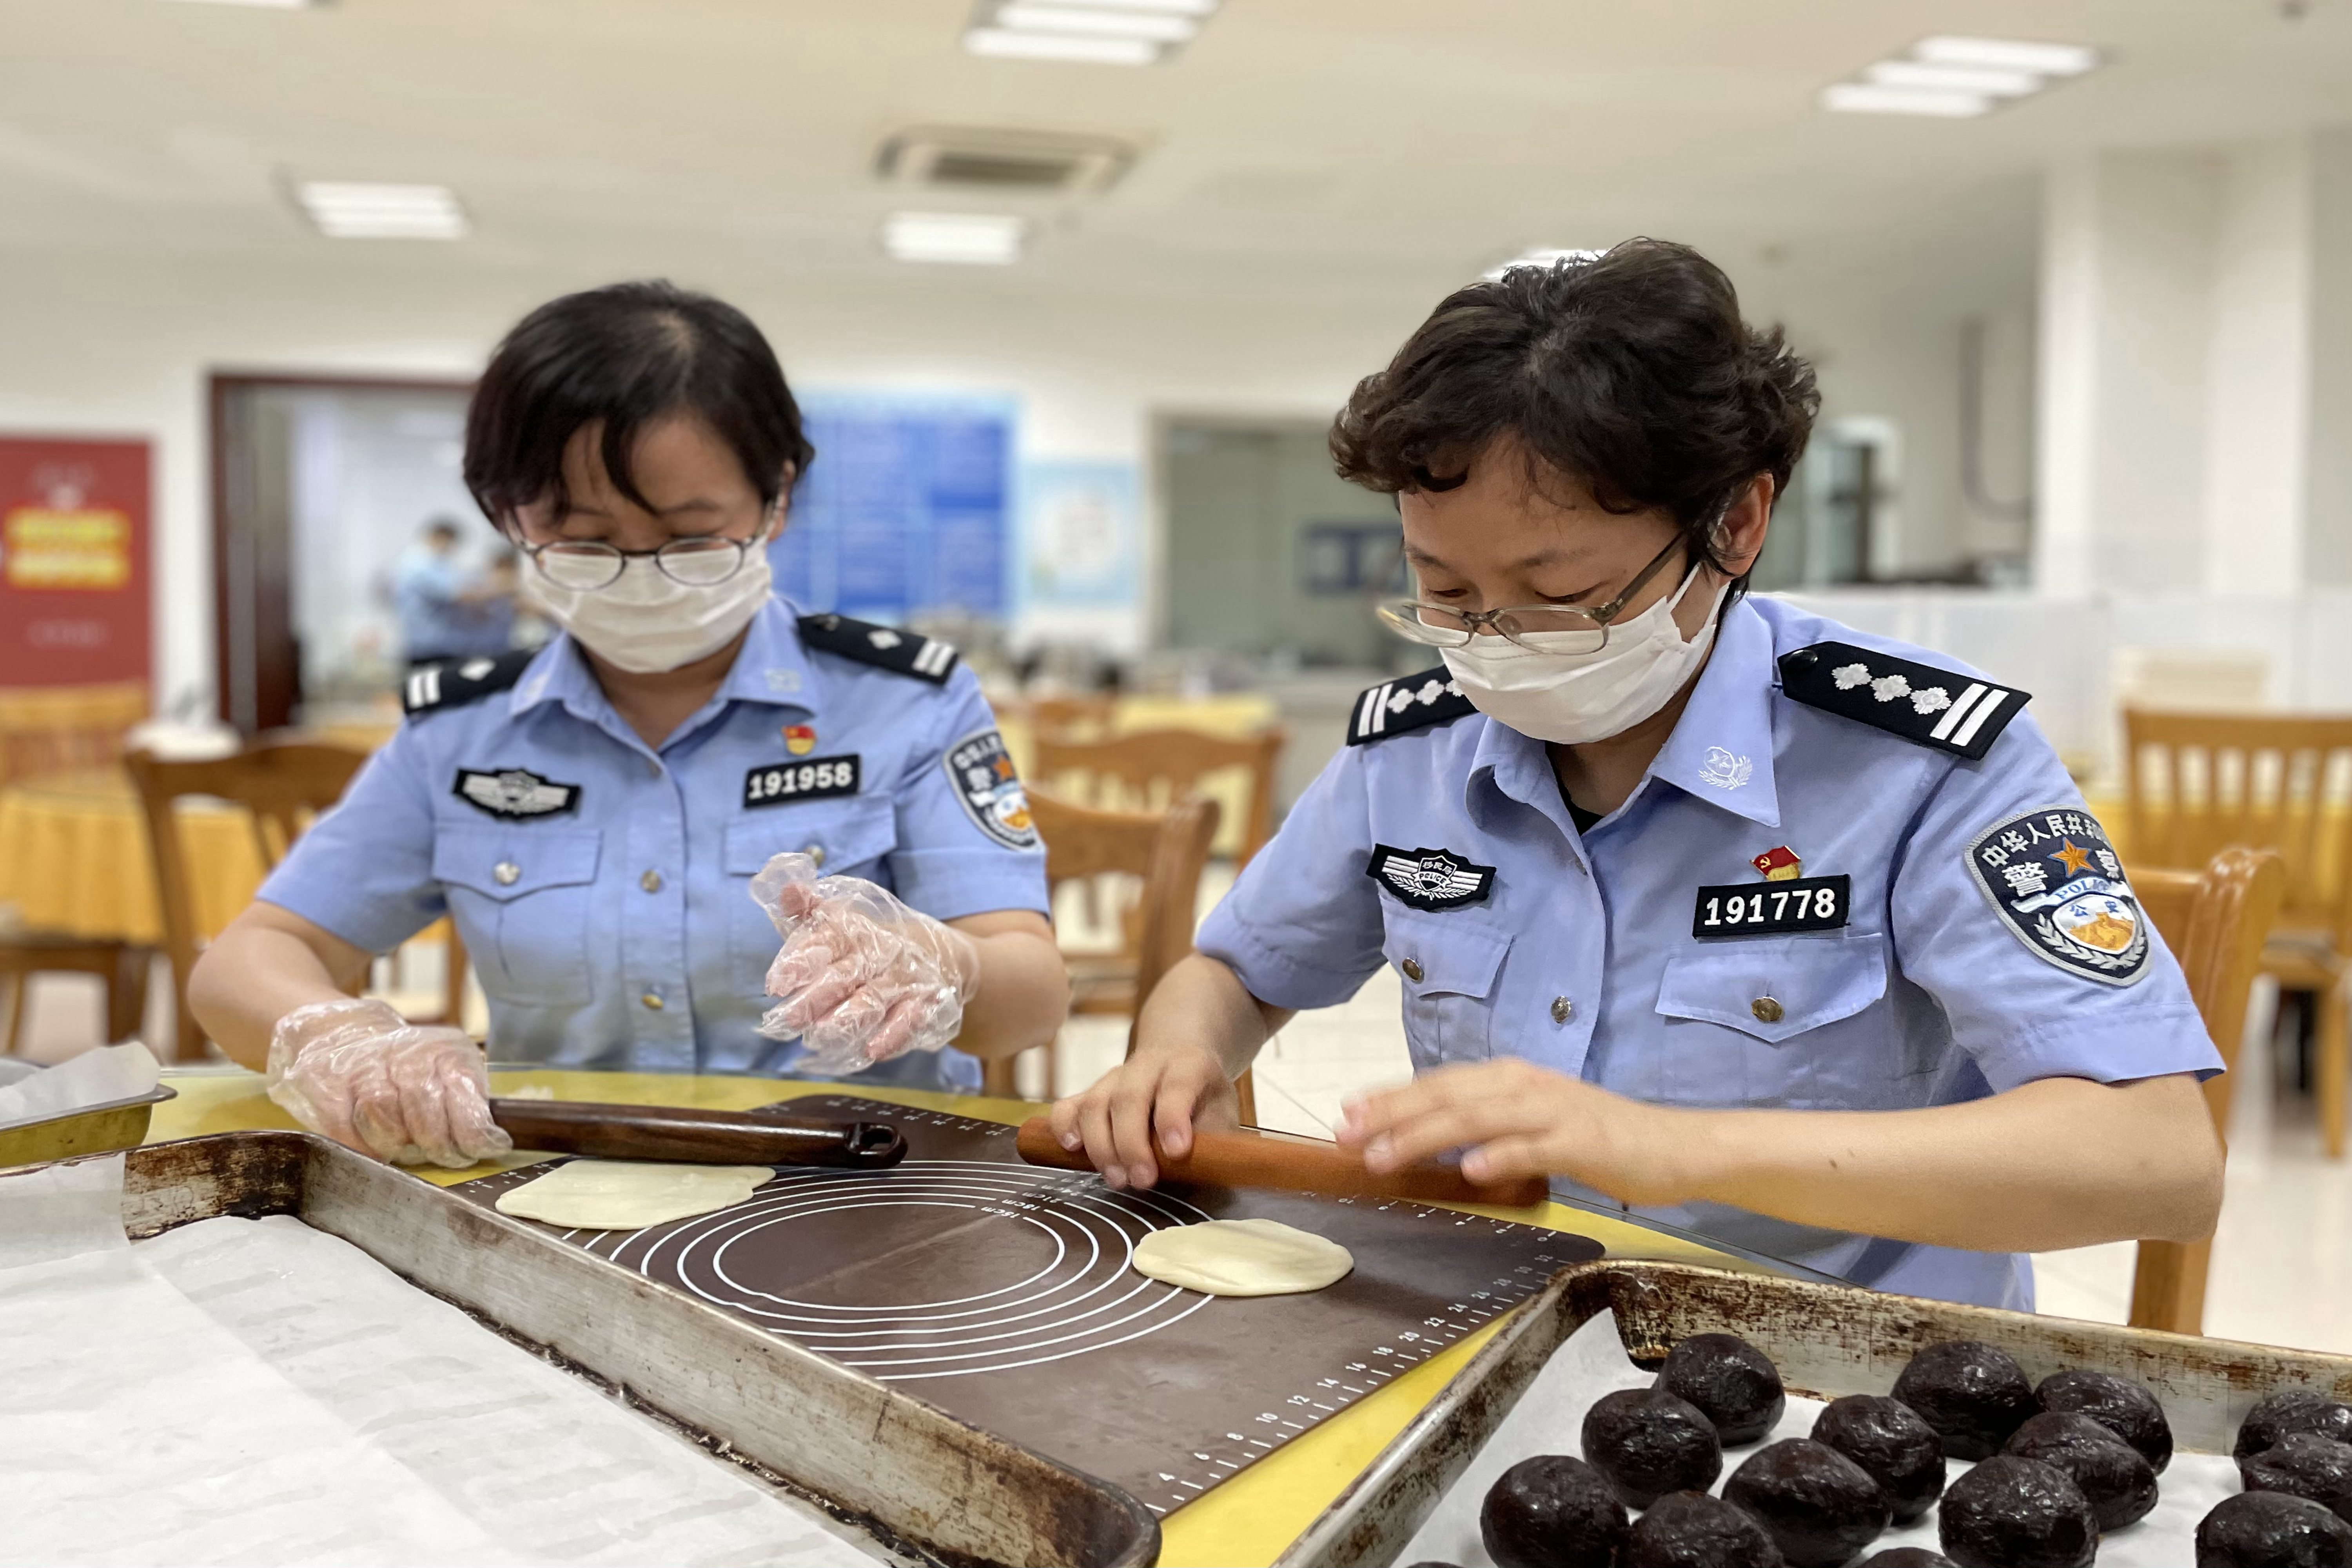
left=464, top=280, right=814, bottom=524
left=424, top=517, right=461, bottom=541
left=1329, top=239, right=1818, bottom=577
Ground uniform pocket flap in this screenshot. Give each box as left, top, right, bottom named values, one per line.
left=724, top=797, right=899, bottom=877
left=1657, top=932, right=1888, bottom=1044
left=1380, top=915, right=1513, bottom=999
left=432, top=826, right=601, bottom=902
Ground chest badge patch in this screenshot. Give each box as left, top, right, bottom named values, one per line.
left=1967, top=807, right=2149, bottom=986
left=454, top=768, right=578, bottom=820
left=1367, top=845, right=1495, bottom=911
left=783, top=724, right=817, bottom=756
left=744, top=755, right=860, bottom=809
left=947, top=728, right=1039, bottom=851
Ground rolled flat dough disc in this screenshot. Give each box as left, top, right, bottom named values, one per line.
left=494, top=1160, right=774, bottom=1230
left=1130, top=1217, right=1354, bottom=1297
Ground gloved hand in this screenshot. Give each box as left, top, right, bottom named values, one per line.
left=266, top=997, right=514, bottom=1169
left=750, top=852, right=982, bottom=1075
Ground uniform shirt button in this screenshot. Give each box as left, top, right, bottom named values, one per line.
left=1400, top=957, right=1423, bottom=983
left=640, top=869, right=663, bottom=893
left=1551, top=996, right=1573, bottom=1024
left=493, top=860, right=520, bottom=887
left=1750, top=996, right=1784, bottom=1024
left=804, top=843, right=826, bottom=869
left=641, top=992, right=666, bottom=1011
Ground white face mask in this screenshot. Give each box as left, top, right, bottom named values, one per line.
left=531, top=545, right=775, bottom=675
left=1439, top=566, right=1728, bottom=744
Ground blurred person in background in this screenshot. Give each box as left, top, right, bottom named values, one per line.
left=188, top=281, right=1068, bottom=1168
left=395, top=517, right=501, bottom=664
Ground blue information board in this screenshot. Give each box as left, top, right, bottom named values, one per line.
left=769, top=392, right=1015, bottom=625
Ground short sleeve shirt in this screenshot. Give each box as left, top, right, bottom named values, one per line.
left=1194, top=596, right=2219, bottom=1309
left=260, top=597, right=1049, bottom=1092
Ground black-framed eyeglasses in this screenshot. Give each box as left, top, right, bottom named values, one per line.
left=1373, top=534, right=1688, bottom=655
left=511, top=517, right=774, bottom=592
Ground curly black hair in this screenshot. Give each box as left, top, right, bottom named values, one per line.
left=1329, top=238, right=1818, bottom=577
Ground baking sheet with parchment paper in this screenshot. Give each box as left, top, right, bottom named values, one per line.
left=456, top=1096, right=1604, bottom=1521
left=1396, top=1308, right=2245, bottom=1566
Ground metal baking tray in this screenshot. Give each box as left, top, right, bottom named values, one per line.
left=91, top=1132, right=1158, bottom=1568
left=0, top=1081, right=176, bottom=1168
left=1280, top=1259, right=2352, bottom=1568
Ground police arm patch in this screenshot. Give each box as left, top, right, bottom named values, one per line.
left=946, top=728, right=1039, bottom=850
left=1366, top=845, right=1495, bottom=911
left=1965, top=806, right=2150, bottom=986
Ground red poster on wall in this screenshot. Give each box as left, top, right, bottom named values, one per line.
left=0, top=437, right=151, bottom=688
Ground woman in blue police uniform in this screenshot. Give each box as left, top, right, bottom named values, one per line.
left=1051, top=241, right=2223, bottom=1309
left=190, top=282, right=1066, bottom=1168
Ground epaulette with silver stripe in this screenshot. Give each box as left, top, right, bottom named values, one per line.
left=1347, top=665, right=1478, bottom=746
left=1777, top=640, right=2027, bottom=761
left=796, top=613, right=959, bottom=684
left=401, top=649, right=537, bottom=716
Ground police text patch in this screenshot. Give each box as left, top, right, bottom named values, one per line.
left=1967, top=807, right=2149, bottom=986
left=454, top=768, right=578, bottom=820
left=1692, top=875, right=1851, bottom=938
left=1367, top=846, right=1495, bottom=911
left=946, top=728, right=1038, bottom=850
left=743, top=755, right=861, bottom=809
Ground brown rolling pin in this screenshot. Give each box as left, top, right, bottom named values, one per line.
left=1014, top=1118, right=1548, bottom=1209
left=488, top=1099, right=907, bottom=1169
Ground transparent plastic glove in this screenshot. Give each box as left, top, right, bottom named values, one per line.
left=265, top=997, right=514, bottom=1169
left=750, top=852, right=983, bottom=1075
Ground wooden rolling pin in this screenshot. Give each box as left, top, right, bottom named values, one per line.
left=487, top=1099, right=907, bottom=1169
left=1014, top=1118, right=1548, bottom=1209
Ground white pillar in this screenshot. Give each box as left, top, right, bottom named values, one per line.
left=2204, top=138, right=2313, bottom=597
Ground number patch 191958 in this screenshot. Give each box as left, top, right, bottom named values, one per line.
left=742, top=755, right=861, bottom=808
left=1691, top=874, right=1851, bottom=939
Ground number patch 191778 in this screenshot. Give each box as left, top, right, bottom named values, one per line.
left=742, top=755, right=861, bottom=808
left=1691, top=874, right=1851, bottom=939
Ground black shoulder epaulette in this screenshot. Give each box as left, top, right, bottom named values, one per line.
left=796, top=613, right=959, bottom=684
left=1347, top=665, right=1478, bottom=745
left=401, top=649, right=537, bottom=716
left=1777, top=640, right=2028, bottom=761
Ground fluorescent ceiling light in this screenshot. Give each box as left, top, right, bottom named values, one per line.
left=294, top=181, right=469, bottom=240
left=1820, top=82, right=1992, bottom=118
left=881, top=211, right=1026, bottom=265
left=159, top=0, right=318, bottom=7
left=1864, top=60, right=2040, bottom=96
left=1034, top=0, right=1215, bottom=11
left=1483, top=247, right=1604, bottom=279
left=962, top=27, right=1159, bottom=63
left=993, top=3, right=1196, bottom=40
left=1912, top=35, right=2099, bottom=76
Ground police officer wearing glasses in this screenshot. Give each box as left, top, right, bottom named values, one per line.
left=1051, top=240, right=2223, bottom=1309
left=190, top=282, right=1067, bottom=1168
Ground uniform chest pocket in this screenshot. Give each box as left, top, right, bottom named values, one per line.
left=1654, top=931, right=1891, bottom=1107
left=723, top=798, right=902, bottom=976
left=1381, top=912, right=1513, bottom=1070
left=433, top=825, right=601, bottom=1007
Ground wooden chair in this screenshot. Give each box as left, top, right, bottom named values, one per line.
left=2125, top=846, right=2288, bottom=1335
left=0, top=931, right=149, bottom=1058
left=985, top=786, right=1231, bottom=1111
left=1015, top=693, right=1117, bottom=740
left=0, top=682, right=149, bottom=788
left=124, top=740, right=369, bottom=1062
left=1033, top=726, right=1287, bottom=871
left=2122, top=710, right=2352, bottom=1154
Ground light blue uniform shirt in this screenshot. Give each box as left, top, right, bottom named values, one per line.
left=261, top=597, right=1049, bottom=1093
left=1195, top=595, right=2220, bottom=1309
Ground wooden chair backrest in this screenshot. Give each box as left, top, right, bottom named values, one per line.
left=2123, top=709, right=2352, bottom=943
left=1027, top=785, right=1221, bottom=1013
left=0, top=682, right=150, bottom=788
left=123, top=739, right=369, bottom=1061
left=1018, top=694, right=1117, bottom=739
left=2126, top=846, right=2287, bottom=1334
left=1033, top=727, right=1285, bottom=868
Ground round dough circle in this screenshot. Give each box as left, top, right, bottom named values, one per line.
left=494, top=1160, right=774, bottom=1230
left=1130, top=1218, right=1354, bottom=1297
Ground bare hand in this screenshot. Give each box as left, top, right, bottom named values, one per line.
left=1046, top=1044, right=1240, bottom=1190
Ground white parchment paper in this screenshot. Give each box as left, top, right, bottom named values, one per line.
left=1397, top=1309, right=2247, bottom=1567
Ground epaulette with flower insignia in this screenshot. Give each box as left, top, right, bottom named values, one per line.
left=1777, top=641, right=2028, bottom=761
left=400, top=649, right=537, bottom=716
left=1347, top=665, right=1478, bottom=745
left=796, top=613, right=959, bottom=684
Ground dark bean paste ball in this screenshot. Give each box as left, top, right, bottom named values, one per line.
left=1583, top=1387, right=1726, bottom=1508
left=2239, top=1392, right=2352, bottom=1463
left=1626, top=1490, right=1787, bottom=1568
left=2002, top=1410, right=2159, bottom=1532
left=2243, top=1433, right=2352, bottom=1524
left=1400, top=1563, right=1466, bottom=1568
left=1659, top=1332, right=1789, bottom=1446
left=1723, top=1438, right=1890, bottom=1568
left=1858, top=1552, right=1960, bottom=1568
left=1893, top=1342, right=2038, bottom=1461
left=2035, top=1368, right=2174, bottom=1474
left=1813, top=1395, right=1948, bottom=1526
left=1936, top=1454, right=2096, bottom=1568
left=2198, top=1490, right=2352, bottom=1567
left=1481, top=1454, right=1629, bottom=1568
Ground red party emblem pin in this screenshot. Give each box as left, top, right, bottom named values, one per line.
left=784, top=724, right=817, bottom=756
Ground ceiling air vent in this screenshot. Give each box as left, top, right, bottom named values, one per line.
left=877, top=127, right=1134, bottom=197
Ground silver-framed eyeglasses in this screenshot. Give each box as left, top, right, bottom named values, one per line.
left=514, top=523, right=771, bottom=592
left=1373, top=535, right=1687, bottom=655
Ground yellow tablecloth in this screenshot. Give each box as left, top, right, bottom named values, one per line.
left=0, top=769, right=262, bottom=945
left=148, top=1069, right=1745, bottom=1568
